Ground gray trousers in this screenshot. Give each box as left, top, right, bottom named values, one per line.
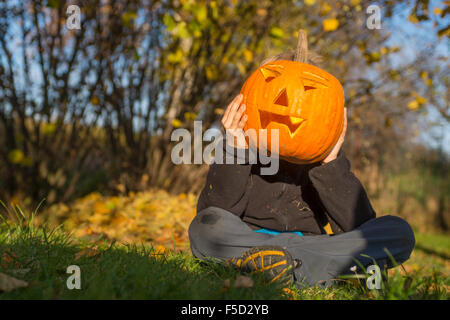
left=188, top=207, right=415, bottom=287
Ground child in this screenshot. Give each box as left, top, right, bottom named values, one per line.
left=188, top=54, right=415, bottom=288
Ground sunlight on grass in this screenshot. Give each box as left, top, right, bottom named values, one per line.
left=0, top=200, right=448, bottom=299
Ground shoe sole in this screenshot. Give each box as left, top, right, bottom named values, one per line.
left=231, top=246, right=296, bottom=284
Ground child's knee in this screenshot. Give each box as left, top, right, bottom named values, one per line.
left=380, top=215, right=416, bottom=252
left=188, top=207, right=228, bottom=257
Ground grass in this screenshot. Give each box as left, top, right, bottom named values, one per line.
left=0, top=204, right=448, bottom=300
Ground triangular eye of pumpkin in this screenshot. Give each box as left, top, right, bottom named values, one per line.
left=274, top=88, right=289, bottom=107
left=260, top=65, right=283, bottom=82
left=301, top=71, right=329, bottom=89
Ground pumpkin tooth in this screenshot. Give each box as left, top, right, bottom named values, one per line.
left=258, top=110, right=305, bottom=135
left=289, top=116, right=304, bottom=125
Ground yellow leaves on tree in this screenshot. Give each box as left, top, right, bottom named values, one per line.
left=408, top=92, right=427, bottom=111
left=243, top=49, right=253, bottom=63
left=269, top=27, right=284, bottom=39
left=323, top=18, right=339, bottom=32
left=171, top=119, right=183, bottom=128
left=7, top=150, right=32, bottom=166
left=420, top=71, right=433, bottom=86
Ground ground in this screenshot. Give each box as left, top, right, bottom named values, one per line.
left=0, top=190, right=448, bottom=299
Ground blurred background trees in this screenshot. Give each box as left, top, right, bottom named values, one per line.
left=0, top=0, right=448, bottom=231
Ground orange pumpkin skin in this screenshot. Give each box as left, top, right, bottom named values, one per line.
left=241, top=60, right=345, bottom=164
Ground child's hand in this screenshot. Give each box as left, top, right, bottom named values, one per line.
left=221, top=94, right=248, bottom=149
left=322, top=107, right=347, bottom=164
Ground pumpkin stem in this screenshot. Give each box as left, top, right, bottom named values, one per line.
left=294, top=29, right=308, bottom=63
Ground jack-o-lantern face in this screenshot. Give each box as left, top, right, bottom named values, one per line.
left=240, top=60, right=344, bottom=164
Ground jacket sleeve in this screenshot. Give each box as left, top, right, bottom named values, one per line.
left=196, top=138, right=252, bottom=217
left=308, top=151, right=376, bottom=232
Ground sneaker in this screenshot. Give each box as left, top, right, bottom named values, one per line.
left=229, top=246, right=300, bottom=285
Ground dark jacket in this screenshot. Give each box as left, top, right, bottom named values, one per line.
left=197, top=141, right=376, bottom=235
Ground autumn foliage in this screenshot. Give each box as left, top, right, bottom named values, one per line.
left=41, top=190, right=197, bottom=250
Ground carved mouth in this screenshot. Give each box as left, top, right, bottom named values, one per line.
left=259, top=110, right=305, bottom=137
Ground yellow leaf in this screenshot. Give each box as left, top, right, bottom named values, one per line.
left=433, top=7, right=442, bottom=15
left=351, top=0, right=361, bottom=6
left=282, top=287, right=297, bottom=300
left=304, top=0, right=316, bottom=6
left=420, top=71, right=428, bottom=80
left=171, top=119, right=183, bottom=128
left=269, top=27, right=284, bottom=39
left=167, top=49, right=184, bottom=64
left=323, top=222, right=333, bottom=235
left=236, top=63, right=246, bottom=75
left=416, top=96, right=427, bottom=105
left=93, top=202, right=111, bottom=215
left=408, top=13, right=419, bottom=24
left=411, top=92, right=427, bottom=105
left=0, top=272, right=28, bottom=292
left=243, top=49, right=253, bottom=62
left=90, top=96, right=100, bottom=105
left=193, top=5, right=207, bottom=22
left=205, top=65, right=218, bottom=80
left=256, top=8, right=267, bottom=16
left=420, top=71, right=433, bottom=86
left=323, top=18, right=339, bottom=32
left=42, top=123, right=57, bottom=135
left=184, top=112, right=197, bottom=120
left=408, top=100, right=419, bottom=110
left=151, top=245, right=169, bottom=258
left=8, top=149, right=24, bottom=164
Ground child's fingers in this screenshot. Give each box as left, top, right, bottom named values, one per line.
left=238, top=114, right=248, bottom=129
left=223, top=94, right=243, bottom=128
left=341, top=107, right=348, bottom=138
left=222, top=94, right=242, bottom=127
left=231, top=104, right=246, bottom=128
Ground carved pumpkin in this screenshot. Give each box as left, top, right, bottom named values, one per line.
left=240, top=30, right=344, bottom=164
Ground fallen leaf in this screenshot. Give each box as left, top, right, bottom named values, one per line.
left=150, top=245, right=170, bottom=258
left=282, top=287, right=297, bottom=300
left=1, top=251, right=19, bottom=268
left=74, top=248, right=100, bottom=261
left=0, top=272, right=28, bottom=292
left=233, top=275, right=254, bottom=288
